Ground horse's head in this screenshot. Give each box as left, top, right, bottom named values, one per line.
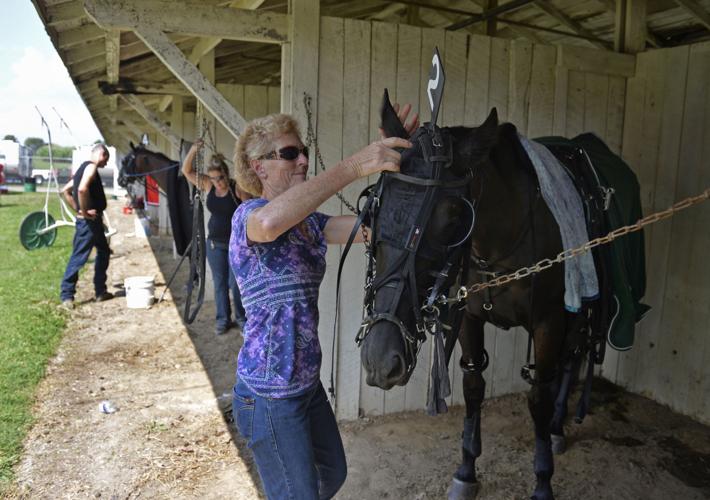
left=118, top=142, right=176, bottom=190
left=118, top=142, right=142, bottom=187
left=359, top=93, right=499, bottom=389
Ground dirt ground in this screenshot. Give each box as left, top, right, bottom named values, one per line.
left=7, top=199, right=710, bottom=499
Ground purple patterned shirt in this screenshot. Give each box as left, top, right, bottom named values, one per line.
left=229, top=198, right=331, bottom=398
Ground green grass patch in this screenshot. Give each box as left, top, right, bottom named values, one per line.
left=0, top=193, right=72, bottom=492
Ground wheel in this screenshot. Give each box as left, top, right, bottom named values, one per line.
left=34, top=176, right=44, bottom=186
left=19, top=211, right=57, bottom=250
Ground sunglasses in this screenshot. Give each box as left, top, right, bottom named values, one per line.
left=208, top=174, right=226, bottom=182
left=261, top=145, right=309, bottom=161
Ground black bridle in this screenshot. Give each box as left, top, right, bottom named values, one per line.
left=351, top=124, right=477, bottom=377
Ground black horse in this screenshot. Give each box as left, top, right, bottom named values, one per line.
left=358, top=97, right=611, bottom=500
left=119, top=143, right=193, bottom=255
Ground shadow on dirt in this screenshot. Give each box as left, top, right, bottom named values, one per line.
left=148, top=234, right=264, bottom=497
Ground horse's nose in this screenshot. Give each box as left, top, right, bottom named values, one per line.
left=365, top=350, right=406, bottom=389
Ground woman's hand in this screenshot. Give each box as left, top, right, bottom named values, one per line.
left=190, top=139, right=204, bottom=153
left=344, top=136, right=412, bottom=178
left=379, top=102, right=420, bottom=139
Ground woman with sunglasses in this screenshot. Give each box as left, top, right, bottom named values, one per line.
left=229, top=109, right=417, bottom=500
left=182, top=140, right=250, bottom=335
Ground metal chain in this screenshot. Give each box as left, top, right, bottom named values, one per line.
left=302, top=93, right=370, bottom=246
left=303, top=93, right=360, bottom=216
left=450, top=187, right=710, bottom=303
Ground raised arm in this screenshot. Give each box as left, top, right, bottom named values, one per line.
left=247, top=136, right=411, bottom=243
left=181, top=139, right=211, bottom=191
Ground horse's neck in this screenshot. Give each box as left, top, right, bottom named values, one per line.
left=139, top=152, right=174, bottom=192
left=470, top=139, right=536, bottom=266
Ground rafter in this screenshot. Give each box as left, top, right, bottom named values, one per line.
left=64, top=40, right=104, bottom=65
left=532, top=0, right=609, bottom=49
left=119, top=94, right=182, bottom=150
left=99, top=79, right=192, bottom=96
left=598, top=0, right=663, bottom=48
left=132, top=26, right=247, bottom=138
left=672, top=0, right=710, bottom=32
left=83, top=0, right=287, bottom=44
left=57, top=23, right=105, bottom=49
left=106, top=29, right=121, bottom=114
left=46, top=2, right=86, bottom=26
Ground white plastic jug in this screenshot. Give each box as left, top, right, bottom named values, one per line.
left=124, top=276, right=155, bottom=308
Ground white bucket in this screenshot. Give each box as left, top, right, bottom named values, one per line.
left=124, top=276, right=155, bottom=308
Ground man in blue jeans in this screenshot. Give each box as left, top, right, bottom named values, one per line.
left=60, top=144, right=113, bottom=309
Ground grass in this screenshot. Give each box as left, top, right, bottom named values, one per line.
left=0, top=193, right=72, bottom=493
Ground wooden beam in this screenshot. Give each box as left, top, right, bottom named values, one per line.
left=672, top=0, right=710, bottom=32
left=533, top=0, right=610, bottom=49
left=119, top=94, right=182, bottom=149
left=599, top=0, right=663, bottom=49
left=47, top=2, right=86, bottom=26
left=132, top=26, right=247, bottom=138
left=83, top=0, right=287, bottom=43
left=116, top=112, right=145, bottom=138
left=70, top=55, right=106, bottom=77
left=157, top=37, right=222, bottom=112
left=614, top=0, right=626, bottom=51
left=64, top=40, right=104, bottom=65
left=57, top=23, right=105, bottom=49
left=99, top=79, right=192, bottom=96
left=625, top=0, right=647, bottom=53
left=106, top=30, right=120, bottom=114
left=120, top=34, right=192, bottom=62
left=284, top=0, right=320, bottom=126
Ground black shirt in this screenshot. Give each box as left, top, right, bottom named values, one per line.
left=206, top=181, right=240, bottom=243
left=72, top=161, right=107, bottom=213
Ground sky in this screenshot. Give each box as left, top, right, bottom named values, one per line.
left=0, top=0, right=102, bottom=148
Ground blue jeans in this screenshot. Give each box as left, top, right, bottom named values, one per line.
left=60, top=218, right=110, bottom=301
left=206, top=239, right=245, bottom=329
left=233, top=379, right=347, bottom=500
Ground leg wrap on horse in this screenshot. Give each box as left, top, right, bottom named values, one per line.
left=527, top=379, right=558, bottom=500
left=462, top=415, right=482, bottom=458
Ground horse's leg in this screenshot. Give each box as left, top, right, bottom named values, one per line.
left=448, top=314, right=486, bottom=500
left=549, top=311, right=587, bottom=454
left=528, top=319, right=565, bottom=500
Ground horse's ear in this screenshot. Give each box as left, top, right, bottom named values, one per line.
left=475, top=107, right=499, bottom=148
left=129, top=141, right=135, bottom=151
left=380, top=88, right=409, bottom=139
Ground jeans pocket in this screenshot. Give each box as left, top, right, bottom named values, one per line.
left=233, top=392, right=255, bottom=443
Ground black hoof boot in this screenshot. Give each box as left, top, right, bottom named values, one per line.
left=531, top=479, right=554, bottom=500
left=448, top=477, right=480, bottom=500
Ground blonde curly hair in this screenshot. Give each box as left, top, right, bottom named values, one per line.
left=233, top=113, right=302, bottom=196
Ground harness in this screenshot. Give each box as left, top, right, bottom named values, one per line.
left=339, top=123, right=476, bottom=414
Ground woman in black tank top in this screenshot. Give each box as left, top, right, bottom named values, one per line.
left=182, top=140, right=251, bottom=335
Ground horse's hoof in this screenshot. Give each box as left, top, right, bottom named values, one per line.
left=551, top=434, right=566, bottom=454
left=448, top=477, right=479, bottom=500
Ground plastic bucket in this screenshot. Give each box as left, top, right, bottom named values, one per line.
left=124, top=276, right=155, bottom=308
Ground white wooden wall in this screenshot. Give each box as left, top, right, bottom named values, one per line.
left=311, top=17, right=633, bottom=420
left=599, top=42, right=710, bottom=426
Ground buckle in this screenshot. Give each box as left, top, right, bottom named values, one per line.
left=601, top=186, right=615, bottom=211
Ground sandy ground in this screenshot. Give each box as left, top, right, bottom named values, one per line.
left=7, top=199, right=710, bottom=499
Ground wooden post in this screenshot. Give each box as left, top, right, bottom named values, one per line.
left=625, top=0, right=647, bottom=53
left=283, top=0, right=319, bottom=131
left=615, top=0, right=627, bottom=52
